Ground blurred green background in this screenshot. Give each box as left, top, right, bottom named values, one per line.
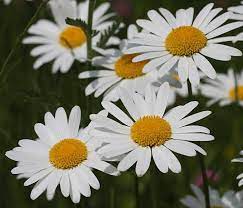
left=1, top=0, right=243, bottom=207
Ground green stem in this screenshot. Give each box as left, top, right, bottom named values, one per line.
left=84, top=0, right=96, bottom=123
left=198, top=154, right=210, bottom=208
left=187, top=80, right=210, bottom=208
left=0, top=0, right=49, bottom=86
left=135, top=175, right=140, bottom=208
left=87, top=0, right=96, bottom=60
left=110, top=185, right=115, bottom=208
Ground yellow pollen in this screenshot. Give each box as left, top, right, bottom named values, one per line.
left=49, top=139, right=87, bottom=169
left=131, top=116, right=172, bottom=147
left=115, top=54, right=148, bottom=79
left=165, top=26, right=207, bottom=56
left=59, top=26, right=87, bottom=49
left=229, top=86, right=243, bottom=101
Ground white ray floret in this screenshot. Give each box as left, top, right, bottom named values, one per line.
left=181, top=184, right=243, bottom=208
left=23, top=0, right=117, bottom=73
left=153, top=70, right=200, bottom=105
left=79, top=25, right=157, bottom=102
left=2, top=0, right=32, bottom=5
left=232, top=151, right=243, bottom=187
left=228, top=2, right=243, bottom=43
left=126, top=3, right=243, bottom=86
left=89, top=83, right=214, bottom=177
left=5, top=106, right=119, bottom=203
left=201, top=69, right=243, bottom=107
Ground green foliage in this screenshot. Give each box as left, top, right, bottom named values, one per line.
left=97, top=18, right=122, bottom=48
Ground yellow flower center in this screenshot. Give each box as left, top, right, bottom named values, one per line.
left=165, top=26, right=207, bottom=56
left=59, top=26, right=87, bottom=49
left=49, top=139, right=88, bottom=169
left=229, top=86, right=243, bottom=101
left=115, top=54, right=148, bottom=79
left=131, top=116, right=172, bottom=147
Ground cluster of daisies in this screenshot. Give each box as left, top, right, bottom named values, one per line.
left=4, top=0, right=243, bottom=206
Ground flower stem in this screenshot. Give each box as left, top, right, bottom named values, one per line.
left=198, top=154, right=210, bottom=208
left=110, top=185, right=115, bottom=208
left=0, top=0, right=49, bottom=86
left=135, top=175, right=140, bottom=208
left=87, top=0, right=96, bottom=60
left=187, top=81, right=210, bottom=208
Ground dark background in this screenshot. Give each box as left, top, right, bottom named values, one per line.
left=1, top=0, right=243, bottom=207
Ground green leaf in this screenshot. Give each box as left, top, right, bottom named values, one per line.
left=97, top=18, right=122, bottom=48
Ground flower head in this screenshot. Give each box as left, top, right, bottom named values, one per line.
left=181, top=184, right=243, bottom=208
left=126, top=3, right=243, bottom=85
left=5, top=106, right=118, bottom=203
left=79, top=25, right=157, bottom=101
left=201, top=69, right=243, bottom=107
left=23, top=0, right=117, bottom=73
left=90, top=83, right=214, bottom=177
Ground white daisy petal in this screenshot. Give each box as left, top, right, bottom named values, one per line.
left=118, top=148, right=140, bottom=172
left=172, top=133, right=214, bottom=142
left=154, top=82, right=169, bottom=116
left=135, top=147, right=151, bottom=177
left=193, top=53, right=217, bottom=79
left=193, top=3, right=214, bottom=27
left=160, top=146, right=181, bottom=173
left=102, top=101, right=134, bottom=126
left=152, top=147, right=169, bottom=173
left=206, top=22, right=243, bottom=39
left=68, top=106, right=81, bottom=137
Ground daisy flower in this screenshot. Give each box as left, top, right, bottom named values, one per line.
left=126, top=3, right=243, bottom=86
left=232, top=150, right=243, bottom=187
left=228, top=2, right=243, bottom=42
left=2, top=0, right=32, bottom=5
left=89, top=83, right=214, bottom=176
left=2, top=0, right=11, bottom=4
left=228, top=1, right=243, bottom=20
left=181, top=184, right=243, bottom=208
left=153, top=70, right=200, bottom=105
left=78, top=25, right=157, bottom=102
left=23, top=0, right=117, bottom=73
left=5, top=106, right=119, bottom=203
left=200, top=69, right=243, bottom=107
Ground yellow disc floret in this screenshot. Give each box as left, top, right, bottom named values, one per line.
left=49, top=138, right=87, bottom=169
left=59, top=26, right=87, bottom=49
left=115, top=54, right=148, bottom=79
left=131, top=116, right=172, bottom=147
left=165, top=26, right=207, bottom=56
left=229, top=86, right=243, bottom=101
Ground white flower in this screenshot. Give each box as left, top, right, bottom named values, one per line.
left=2, top=0, right=32, bottom=5
left=5, top=106, right=119, bottom=203
left=125, top=3, right=243, bottom=86
left=23, top=0, right=116, bottom=73
left=2, top=0, right=11, bottom=4
left=78, top=27, right=158, bottom=101
left=89, top=83, right=214, bottom=177
left=153, top=70, right=200, bottom=105
left=232, top=150, right=243, bottom=187
left=228, top=2, right=243, bottom=43
left=200, top=69, right=243, bottom=107
left=181, top=184, right=243, bottom=208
